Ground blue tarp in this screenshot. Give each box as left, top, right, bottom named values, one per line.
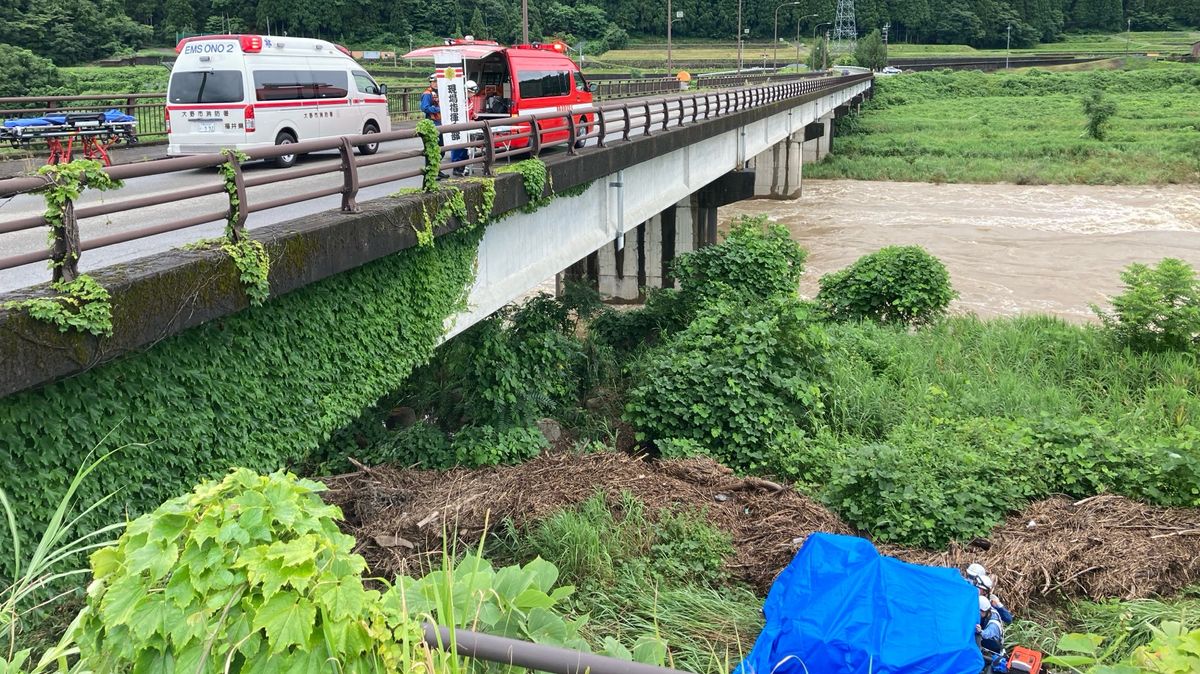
left=3, top=109, right=135, bottom=128
left=734, top=533, right=983, bottom=674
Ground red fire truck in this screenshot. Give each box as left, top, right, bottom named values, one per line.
left=404, top=38, right=598, bottom=150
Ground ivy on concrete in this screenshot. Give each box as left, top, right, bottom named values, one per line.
left=414, top=119, right=441, bottom=192
left=1, top=274, right=113, bottom=337
left=218, top=149, right=250, bottom=240
left=497, top=159, right=552, bottom=213
left=0, top=225, right=486, bottom=582
left=34, top=159, right=121, bottom=273
left=222, top=238, right=271, bottom=306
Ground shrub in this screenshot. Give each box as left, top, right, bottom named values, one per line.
left=1082, top=88, right=1117, bottom=140
left=75, top=469, right=426, bottom=673
left=1093, top=258, right=1200, bottom=353
left=673, top=215, right=807, bottom=313
left=588, top=288, right=689, bottom=352
left=623, top=296, right=827, bottom=475
left=450, top=424, right=549, bottom=467
left=0, top=44, right=61, bottom=97
left=817, top=246, right=956, bottom=326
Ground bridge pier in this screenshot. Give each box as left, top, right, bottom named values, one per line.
left=802, top=111, right=835, bottom=163
left=569, top=172, right=751, bottom=302
left=748, top=131, right=804, bottom=200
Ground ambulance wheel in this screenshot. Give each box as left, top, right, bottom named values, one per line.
left=270, top=131, right=298, bottom=168
left=358, top=122, right=381, bottom=155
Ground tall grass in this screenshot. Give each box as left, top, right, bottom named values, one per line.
left=1, top=448, right=125, bottom=672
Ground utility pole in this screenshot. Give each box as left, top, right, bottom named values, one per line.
left=1005, top=24, right=1011, bottom=69
left=667, top=3, right=684, bottom=73
left=1126, top=18, right=1131, bottom=57
left=824, top=29, right=830, bottom=70
left=522, top=0, right=529, bottom=44
left=737, top=0, right=743, bottom=73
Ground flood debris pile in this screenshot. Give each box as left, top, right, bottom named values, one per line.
left=325, top=452, right=1200, bottom=609
left=897, top=494, right=1200, bottom=613
left=323, top=452, right=852, bottom=585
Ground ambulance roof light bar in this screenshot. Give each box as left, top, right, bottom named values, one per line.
left=175, top=34, right=263, bottom=53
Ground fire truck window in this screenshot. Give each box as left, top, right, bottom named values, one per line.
left=517, top=70, right=571, bottom=99
left=169, top=71, right=244, bottom=104
left=253, top=71, right=348, bottom=101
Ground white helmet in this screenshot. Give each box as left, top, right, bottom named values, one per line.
left=978, top=574, right=994, bottom=592
left=979, top=596, right=991, bottom=612
left=967, top=563, right=987, bottom=580
left=466, top=79, right=478, bottom=92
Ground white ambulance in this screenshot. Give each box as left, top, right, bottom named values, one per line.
left=166, top=34, right=391, bottom=168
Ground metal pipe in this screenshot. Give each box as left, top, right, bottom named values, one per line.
left=423, top=624, right=692, bottom=674
left=611, top=169, right=625, bottom=252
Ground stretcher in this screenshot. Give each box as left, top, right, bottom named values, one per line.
left=1, top=109, right=138, bottom=166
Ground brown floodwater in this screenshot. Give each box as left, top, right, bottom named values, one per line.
left=720, top=180, right=1200, bottom=321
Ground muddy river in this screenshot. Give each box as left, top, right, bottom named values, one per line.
left=720, top=180, right=1200, bottom=321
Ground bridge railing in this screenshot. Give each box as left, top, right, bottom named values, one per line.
left=0, top=73, right=871, bottom=285
left=1, top=74, right=822, bottom=150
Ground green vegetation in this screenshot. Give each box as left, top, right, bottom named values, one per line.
left=1093, top=258, right=1200, bottom=353
left=496, top=492, right=762, bottom=673
left=0, top=224, right=485, bottom=584
left=807, top=67, right=1200, bottom=184
left=854, top=29, right=888, bottom=71
left=816, top=245, right=956, bottom=326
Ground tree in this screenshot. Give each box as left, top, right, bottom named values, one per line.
left=1081, top=88, right=1116, bottom=140
left=854, top=28, right=887, bottom=70
left=164, top=0, right=194, bottom=33
left=468, top=8, right=486, bottom=38
left=0, top=44, right=62, bottom=97
left=807, top=34, right=829, bottom=70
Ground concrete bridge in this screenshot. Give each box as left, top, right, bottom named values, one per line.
left=0, top=74, right=871, bottom=398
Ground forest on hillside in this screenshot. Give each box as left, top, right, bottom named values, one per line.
left=0, top=0, right=1196, bottom=65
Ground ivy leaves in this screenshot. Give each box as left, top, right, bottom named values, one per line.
left=75, top=469, right=422, bottom=673
left=2, top=274, right=113, bottom=336
left=222, top=239, right=271, bottom=306
left=35, top=159, right=121, bottom=233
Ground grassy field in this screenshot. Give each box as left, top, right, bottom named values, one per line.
left=598, top=30, right=1199, bottom=65
left=806, top=65, right=1200, bottom=185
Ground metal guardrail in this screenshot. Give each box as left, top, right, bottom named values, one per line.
left=0, top=73, right=821, bottom=148
left=0, top=73, right=872, bottom=285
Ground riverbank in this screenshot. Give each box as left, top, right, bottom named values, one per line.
left=722, top=179, right=1200, bottom=321
left=804, top=66, right=1200, bottom=185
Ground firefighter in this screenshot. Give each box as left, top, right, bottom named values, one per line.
left=448, top=80, right=479, bottom=177
left=420, top=74, right=448, bottom=179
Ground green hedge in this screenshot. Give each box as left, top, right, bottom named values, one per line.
left=0, top=226, right=484, bottom=583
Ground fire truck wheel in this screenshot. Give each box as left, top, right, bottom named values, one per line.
left=574, top=116, right=589, bottom=148
left=270, top=131, right=298, bottom=168
left=358, top=122, right=381, bottom=155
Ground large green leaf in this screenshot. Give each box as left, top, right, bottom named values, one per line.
left=252, top=594, right=317, bottom=652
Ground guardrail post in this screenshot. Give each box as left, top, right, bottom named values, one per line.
left=596, top=109, right=607, bottom=147
left=567, top=114, right=578, bottom=155
left=642, top=102, right=652, bottom=136
left=482, top=121, right=496, bottom=175
left=50, top=196, right=81, bottom=284
left=529, top=118, right=542, bottom=157
left=661, top=100, right=669, bottom=131
left=225, top=152, right=248, bottom=243
left=622, top=105, right=631, bottom=141
left=124, top=96, right=136, bottom=117
left=338, top=136, right=360, bottom=213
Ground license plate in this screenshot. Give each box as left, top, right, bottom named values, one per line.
left=197, top=122, right=218, bottom=133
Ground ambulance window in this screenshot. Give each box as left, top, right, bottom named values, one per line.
left=254, top=71, right=307, bottom=101
left=517, top=70, right=571, bottom=98
left=253, top=71, right=348, bottom=100
left=310, top=71, right=348, bottom=99
left=169, top=71, right=244, bottom=104
left=352, top=70, right=381, bottom=95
